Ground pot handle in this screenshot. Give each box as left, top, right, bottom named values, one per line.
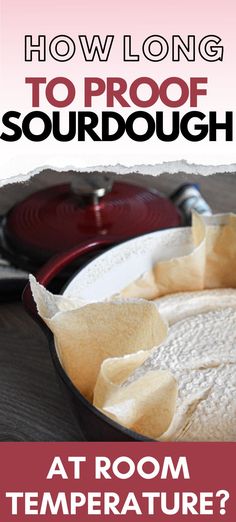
left=22, top=238, right=114, bottom=321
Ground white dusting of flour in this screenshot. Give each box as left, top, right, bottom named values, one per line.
left=131, top=289, right=236, bottom=441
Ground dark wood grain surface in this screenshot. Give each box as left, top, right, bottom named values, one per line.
left=0, top=170, right=236, bottom=441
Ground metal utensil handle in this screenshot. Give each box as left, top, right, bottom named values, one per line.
left=22, top=238, right=114, bottom=321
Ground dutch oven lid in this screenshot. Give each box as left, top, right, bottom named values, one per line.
left=3, top=172, right=181, bottom=263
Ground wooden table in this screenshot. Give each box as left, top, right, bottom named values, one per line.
left=0, top=170, right=235, bottom=441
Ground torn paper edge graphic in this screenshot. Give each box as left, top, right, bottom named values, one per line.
left=0, top=159, right=236, bottom=188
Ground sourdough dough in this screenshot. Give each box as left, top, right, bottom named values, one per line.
left=143, top=289, right=236, bottom=441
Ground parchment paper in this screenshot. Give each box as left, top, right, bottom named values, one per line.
left=121, top=213, right=236, bottom=299
left=30, top=212, right=236, bottom=439
left=30, top=276, right=176, bottom=438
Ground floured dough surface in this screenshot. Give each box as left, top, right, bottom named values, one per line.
left=131, top=289, right=236, bottom=441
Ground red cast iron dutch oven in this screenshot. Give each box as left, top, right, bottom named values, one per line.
left=22, top=173, right=182, bottom=441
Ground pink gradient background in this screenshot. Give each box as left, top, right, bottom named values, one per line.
left=0, top=0, right=236, bottom=180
